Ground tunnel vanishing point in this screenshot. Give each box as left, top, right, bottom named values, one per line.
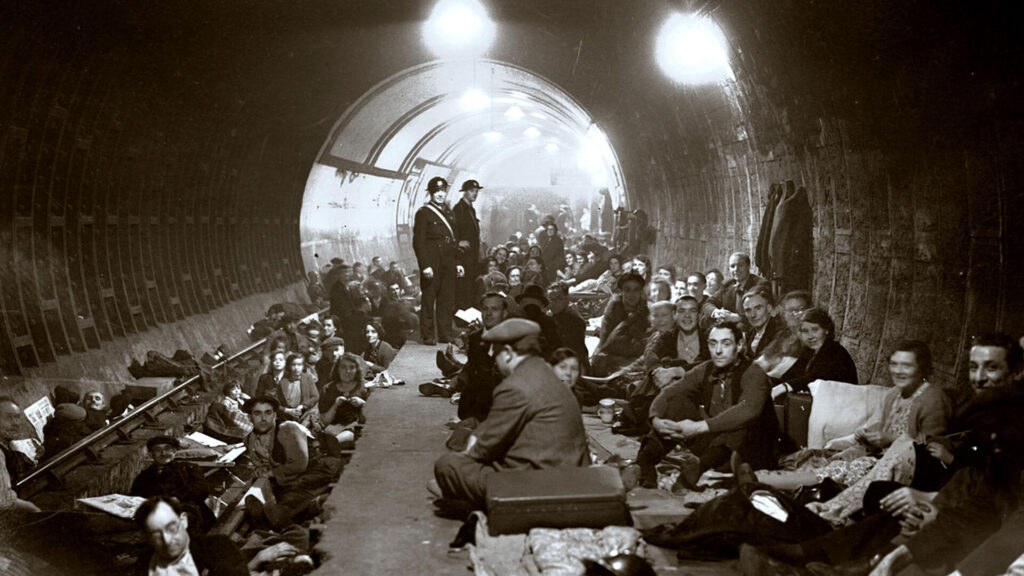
left=1, top=0, right=1022, bottom=400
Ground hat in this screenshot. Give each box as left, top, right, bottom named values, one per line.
left=54, top=403, right=86, bottom=422
left=427, top=176, right=449, bottom=193
left=482, top=318, right=541, bottom=343
left=460, top=179, right=483, bottom=191
left=514, top=283, right=549, bottom=307
left=320, top=336, right=344, bottom=352
left=616, top=271, right=646, bottom=290
left=146, top=435, right=180, bottom=450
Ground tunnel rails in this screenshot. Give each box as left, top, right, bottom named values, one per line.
left=15, top=307, right=329, bottom=499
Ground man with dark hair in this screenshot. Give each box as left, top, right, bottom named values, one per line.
left=133, top=496, right=247, bottom=576
left=591, top=271, right=650, bottom=375
left=623, top=322, right=776, bottom=490
left=453, top=179, right=483, bottom=310
left=130, top=436, right=217, bottom=532
left=742, top=287, right=786, bottom=359
left=434, top=291, right=509, bottom=420
left=322, top=314, right=340, bottom=340
left=328, top=263, right=356, bottom=323
left=547, top=282, right=589, bottom=375
left=242, top=396, right=340, bottom=529
left=0, top=396, right=39, bottom=512
left=414, top=176, right=461, bottom=345
left=432, top=319, right=590, bottom=509
left=514, top=283, right=563, bottom=358
left=369, top=256, right=386, bottom=280
left=685, top=272, right=722, bottom=332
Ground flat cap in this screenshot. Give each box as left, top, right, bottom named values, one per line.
left=482, top=318, right=541, bottom=343
left=320, top=336, right=345, bottom=351
left=146, top=435, right=180, bottom=450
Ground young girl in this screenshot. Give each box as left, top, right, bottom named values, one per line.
left=319, top=354, right=370, bottom=448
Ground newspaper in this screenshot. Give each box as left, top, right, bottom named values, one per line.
left=23, top=396, right=54, bottom=442
left=186, top=431, right=228, bottom=448
left=455, top=307, right=481, bottom=325
left=78, top=494, right=147, bottom=519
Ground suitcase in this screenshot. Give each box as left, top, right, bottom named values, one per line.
left=485, top=466, right=631, bottom=536
left=784, top=392, right=812, bottom=448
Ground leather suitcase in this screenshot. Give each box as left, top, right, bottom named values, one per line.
left=485, top=466, right=631, bottom=536
left=785, top=392, right=812, bottom=448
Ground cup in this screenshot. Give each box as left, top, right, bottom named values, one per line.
left=598, top=398, right=616, bottom=424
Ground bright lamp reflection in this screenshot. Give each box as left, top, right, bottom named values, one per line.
left=423, top=0, right=496, bottom=59
left=523, top=126, right=541, bottom=138
left=655, top=13, right=732, bottom=84
left=460, top=88, right=490, bottom=110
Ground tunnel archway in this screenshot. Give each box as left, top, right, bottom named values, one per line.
left=298, top=59, right=628, bottom=273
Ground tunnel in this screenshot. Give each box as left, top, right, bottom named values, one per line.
left=2, top=0, right=1023, bottom=573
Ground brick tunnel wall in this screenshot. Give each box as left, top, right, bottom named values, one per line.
left=0, top=27, right=308, bottom=380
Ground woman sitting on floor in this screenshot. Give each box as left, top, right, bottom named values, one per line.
left=763, top=340, right=952, bottom=524
left=362, top=321, right=396, bottom=376
left=319, top=353, right=370, bottom=449
left=268, top=353, right=320, bottom=428
left=771, top=307, right=858, bottom=399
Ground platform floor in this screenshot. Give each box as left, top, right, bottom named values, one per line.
left=312, top=342, right=739, bottom=575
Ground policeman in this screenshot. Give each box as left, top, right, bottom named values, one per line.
left=413, top=176, right=463, bottom=345
left=452, top=179, right=483, bottom=310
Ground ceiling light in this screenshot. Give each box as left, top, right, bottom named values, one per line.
left=545, top=142, right=559, bottom=153
left=655, top=13, right=733, bottom=84
left=523, top=127, right=541, bottom=138
left=504, top=105, right=524, bottom=120
left=483, top=130, right=503, bottom=141
left=423, top=0, right=497, bottom=59
left=460, top=88, right=490, bottom=110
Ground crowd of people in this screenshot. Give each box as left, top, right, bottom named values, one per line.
left=402, top=176, right=1024, bottom=576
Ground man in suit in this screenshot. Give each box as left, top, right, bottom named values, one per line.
left=547, top=282, right=589, bottom=374
left=134, top=496, right=248, bottom=576
left=432, top=318, right=591, bottom=508
left=741, top=287, right=787, bottom=359
left=452, top=179, right=483, bottom=311
left=413, top=176, right=463, bottom=345
left=328, top=264, right=355, bottom=324
left=715, top=252, right=766, bottom=324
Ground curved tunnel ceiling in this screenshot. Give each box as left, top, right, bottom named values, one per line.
left=315, top=59, right=627, bottom=199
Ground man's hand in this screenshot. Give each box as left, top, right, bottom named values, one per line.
left=899, top=501, right=938, bottom=538
left=651, top=417, right=681, bottom=439
left=926, top=441, right=954, bottom=465
left=880, top=487, right=933, bottom=517
left=423, top=267, right=434, bottom=278
left=284, top=407, right=302, bottom=419
left=678, top=419, right=710, bottom=439
left=855, top=426, right=893, bottom=447
left=652, top=367, right=684, bottom=389
left=456, top=265, right=465, bottom=278
left=771, top=383, right=790, bottom=400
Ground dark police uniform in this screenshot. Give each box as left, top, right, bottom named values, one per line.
left=413, top=182, right=457, bottom=344
left=452, top=188, right=481, bottom=310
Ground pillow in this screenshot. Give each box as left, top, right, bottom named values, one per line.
left=806, top=380, right=896, bottom=449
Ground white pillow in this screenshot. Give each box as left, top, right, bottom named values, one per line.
left=806, top=380, right=896, bottom=448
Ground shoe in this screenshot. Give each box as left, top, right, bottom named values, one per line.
left=427, top=478, right=443, bottom=499
left=419, top=381, right=454, bottom=398
left=449, top=392, right=461, bottom=405
left=245, top=495, right=270, bottom=531
left=806, top=558, right=875, bottom=576
left=449, top=513, right=479, bottom=549
left=669, top=452, right=703, bottom=494
left=731, top=451, right=758, bottom=485
left=621, top=463, right=657, bottom=490
left=737, top=544, right=806, bottom=576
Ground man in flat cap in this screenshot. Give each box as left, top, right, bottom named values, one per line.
left=452, top=179, right=483, bottom=311
left=130, top=436, right=217, bottom=532
left=432, top=318, right=590, bottom=509
left=413, top=176, right=462, bottom=345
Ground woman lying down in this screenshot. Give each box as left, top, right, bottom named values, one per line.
left=759, top=340, right=953, bottom=524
